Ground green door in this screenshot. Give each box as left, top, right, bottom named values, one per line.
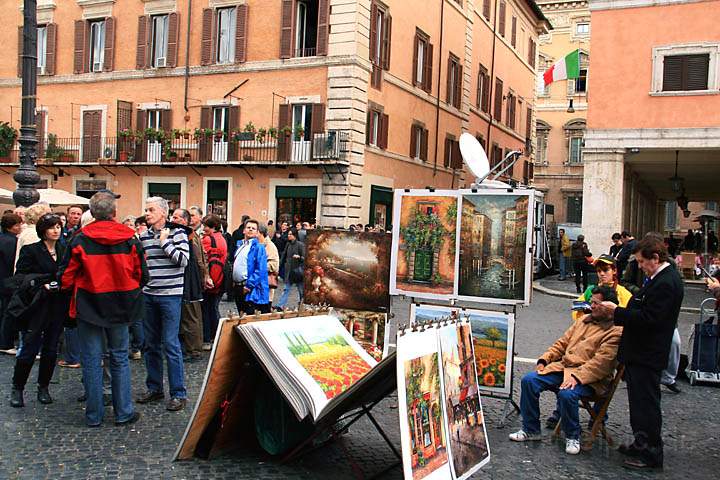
left=413, top=249, right=433, bottom=282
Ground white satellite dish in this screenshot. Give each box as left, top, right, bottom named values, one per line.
left=459, top=132, right=490, bottom=180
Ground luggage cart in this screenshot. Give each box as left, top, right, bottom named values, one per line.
left=686, top=298, right=720, bottom=386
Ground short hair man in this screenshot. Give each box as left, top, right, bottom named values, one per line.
left=232, top=219, right=269, bottom=315
left=188, top=206, right=204, bottom=235
left=136, top=197, right=190, bottom=412
left=59, top=191, right=146, bottom=427
left=510, top=285, right=622, bottom=455
left=171, top=208, right=209, bottom=362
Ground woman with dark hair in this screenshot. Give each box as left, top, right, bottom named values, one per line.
left=10, top=213, right=68, bottom=407
left=201, top=215, right=227, bottom=349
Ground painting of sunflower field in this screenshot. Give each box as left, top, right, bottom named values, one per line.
left=467, top=310, right=515, bottom=397
left=283, top=330, right=374, bottom=400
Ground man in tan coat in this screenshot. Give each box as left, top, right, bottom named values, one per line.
left=510, top=285, right=622, bottom=455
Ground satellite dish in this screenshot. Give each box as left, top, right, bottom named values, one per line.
left=459, top=132, right=490, bottom=179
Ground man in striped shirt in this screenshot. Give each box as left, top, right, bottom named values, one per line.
left=137, top=197, right=189, bottom=412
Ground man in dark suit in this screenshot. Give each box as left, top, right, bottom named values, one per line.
left=599, top=237, right=683, bottom=470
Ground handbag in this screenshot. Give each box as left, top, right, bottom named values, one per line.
left=268, top=272, right=279, bottom=289
left=289, top=266, right=304, bottom=284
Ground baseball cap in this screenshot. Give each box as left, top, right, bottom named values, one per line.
left=594, top=254, right=616, bottom=267
left=97, top=188, right=121, bottom=199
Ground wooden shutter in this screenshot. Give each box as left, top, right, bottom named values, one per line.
left=366, top=110, right=373, bottom=145
left=687, top=54, right=709, bottom=90
left=499, top=1, right=506, bottom=37
left=420, top=128, right=428, bottom=161
left=277, top=104, right=291, bottom=161
left=199, top=106, right=212, bottom=162
left=410, top=125, right=418, bottom=158
left=455, top=64, right=463, bottom=109
left=45, top=23, right=57, bottom=76
left=423, top=43, right=433, bottom=92
left=74, top=20, right=87, bottom=74
left=167, top=12, right=180, bottom=68
left=528, top=39, right=536, bottom=67
left=412, top=35, right=419, bottom=86
left=446, top=57, right=453, bottom=104
left=316, top=0, right=329, bottom=56
left=379, top=113, right=389, bottom=150
left=280, top=0, right=294, bottom=59
left=482, top=70, right=490, bottom=112
left=236, top=4, right=249, bottom=63
left=452, top=141, right=462, bottom=169
left=103, top=17, right=115, bottom=72
left=135, top=109, right=147, bottom=161
left=17, top=26, right=23, bottom=77
left=369, top=3, right=378, bottom=63
left=382, top=14, right=392, bottom=70
left=444, top=138, right=451, bottom=167
left=662, top=55, right=683, bottom=91
left=311, top=103, right=325, bottom=136
left=511, top=16, right=517, bottom=48
left=136, top=16, right=148, bottom=69
left=483, top=0, right=491, bottom=20
left=228, top=106, right=240, bottom=161
left=201, top=8, right=215, bottom=65
left=36, top=110, right=46, bottom=158
left=526, top=106, right=532, bottom=140
left=160, top=109, right=172, bottom=133
left=494, top=78, right=503, bottom=120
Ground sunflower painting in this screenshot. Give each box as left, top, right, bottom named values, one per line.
left=467, top=310, right=515, bottom=397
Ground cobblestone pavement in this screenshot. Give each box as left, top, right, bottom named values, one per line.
left=0, top=291, right=718, bottom=479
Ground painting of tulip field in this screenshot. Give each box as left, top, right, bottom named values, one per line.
left=283, top=329, right=374, bottom=400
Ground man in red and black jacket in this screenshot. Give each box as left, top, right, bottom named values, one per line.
left=59, top=191, right=148, bottom=428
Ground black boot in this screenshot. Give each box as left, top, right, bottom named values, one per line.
left=37, top=354, right=57, bottom=389
left=12, top=359, right=34, bottom=392
left=10, top=387, right=24, bottom=408
left=37, top=385, right=53, bottom=405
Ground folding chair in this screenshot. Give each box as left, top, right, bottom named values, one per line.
left=552, top=365, right=625, bottom=451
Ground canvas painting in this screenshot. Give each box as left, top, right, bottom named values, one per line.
left=457, top=190, right=534, bottom=304
left=256, top=315, right=377, bottom=408
left=304, top=230, right=391, bottom=312
left=397, top=328, right=452, bottom=480
left=468, top=310, right=515, bottom=397
left=391, top=190, right=459, bottom=300
left=438, top=322, right=491, bottom=479
left=333, top=309, right=388, bottom=361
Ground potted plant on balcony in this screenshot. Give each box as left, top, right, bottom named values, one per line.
left=43, top=133, right=65, bottom=165
left=280, top=125, right=293, bottom=138
left=294, top=123, right=305, bottom=139
left=256, top=127, right=268, bottom=143
left=118, top=128, right=134, bottom=161
left=180, top=128, right=191, bottom=139
left=237, top=122, right=256, bottom=141
left=214, top=129, right=225, bottom=141
left=0, top=121, right=18, bottom=161
left=268, top=127, right=278, bottom=140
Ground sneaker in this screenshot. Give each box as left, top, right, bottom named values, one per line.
left=509, top=430, right=542, bottom=442
left=201, top=343, right=212, bottom=351
left=166, top=397, right=187, bottom=412
left=129, top=351, right=142, bottom=361
left=566, top=439, right=581, bottom=455
left=0, top=348, right=17, bottom=355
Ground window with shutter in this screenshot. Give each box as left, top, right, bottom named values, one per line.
left=316, top=0, right=330, bottom=56
left=410, top=124, right=418, bottom=159
left=528, top=38, right=536, bottom=68
left=103, top=18, right=115, bottom=72
left=216, top=7, right=236, bottom=64
left=499, top=1, right=506, bottom=37
left=166, top=13, right=179, bottom=68
left=235, top=5, right=249, bottom=63
left=136, top=16, right=149, bottom=69
left=511, top=16, right=517, bottom=48
left=37, top=25, right=48, bottom=75
left=88, top=20, right=106, bottom=73
left=413, top=29, right=430, bottom=88
left=45, top=23, right=57, bottom=76
left=526, top=107, right=532, bottom=140
left=149, top=15, right=170, bottom=68
left=379, top=113, right=389, bottom=150
left=423, top=43, right=433, bottom=93
left=493, top=78, right=503, bottom=121
left=662, top=54, right=709, bottom=91
left=74, top=20, right=88, bottom=74
left=480, top=65, right=490, bottom=113
left=280, top=0, right=294, bottom=59
left=447, top=54, right=461, bottom=109
left=483, top=0, right=491, bottom=20
left=420, top=128, right=428, bottom=161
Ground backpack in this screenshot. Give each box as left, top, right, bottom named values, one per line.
left=206, top=234, right=226, bottom=295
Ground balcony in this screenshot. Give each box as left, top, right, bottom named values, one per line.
left=0, top=130, right=350, bottom=167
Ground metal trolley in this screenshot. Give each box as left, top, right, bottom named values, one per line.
left=686, top=298, right=720, bottom=386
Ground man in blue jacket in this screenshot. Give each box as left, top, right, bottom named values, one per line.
left=232, top=219, right=269, bottom=315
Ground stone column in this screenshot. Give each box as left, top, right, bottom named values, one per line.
left=581, top=148, right=625, bottom=254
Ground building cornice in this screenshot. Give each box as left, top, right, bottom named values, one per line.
left=588, top=0, right=710, bottom=11
left=584, top=127, right=720, bottom=149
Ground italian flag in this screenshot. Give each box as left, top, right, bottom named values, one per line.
left=543, top=50, right=580, bottom=87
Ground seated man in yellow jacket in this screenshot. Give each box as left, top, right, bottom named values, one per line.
left=510, top=285, right=622, bottom=456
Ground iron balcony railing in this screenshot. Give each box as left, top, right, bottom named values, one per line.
left=0, top=130, right=350, bottom=165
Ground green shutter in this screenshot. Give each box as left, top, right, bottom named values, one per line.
left=148, top=182, right=181, bottom=195
left=275, top=186, right=317, bottom=199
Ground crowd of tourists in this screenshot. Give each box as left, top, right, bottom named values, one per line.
left=0, top=192, right=327, bottom=427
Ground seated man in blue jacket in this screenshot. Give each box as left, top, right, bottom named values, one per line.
left=232, top=219, right=269, bottom=315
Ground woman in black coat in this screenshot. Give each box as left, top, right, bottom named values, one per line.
left=10, top=213, right=68, bottom=408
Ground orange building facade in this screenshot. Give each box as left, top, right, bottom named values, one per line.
left=0, top=0, right=548, bottom=229
left=582, top=0, right=720, bottom=252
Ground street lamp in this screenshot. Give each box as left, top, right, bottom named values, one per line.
left=13, top=0, right=40, bottom=207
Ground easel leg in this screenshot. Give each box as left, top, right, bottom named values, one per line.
left=497, top=397, right=521, bottom=429
left=363, top=407, right=402, bottom=460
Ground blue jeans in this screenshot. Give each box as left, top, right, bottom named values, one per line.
left=63, top=327, right=81, bottom=364
left=129, top=316, right=144, bottom=354
left=143, top=294, right=186, bottom=399
left=520, top=371, right=594, bottom=440
left=77, top=320, right=135, bottom=426
left=275, top=282, right=303, bottom=308
left=558, top=255, right=567, bottom=280
left=202, top=293, right=221, bottom=343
